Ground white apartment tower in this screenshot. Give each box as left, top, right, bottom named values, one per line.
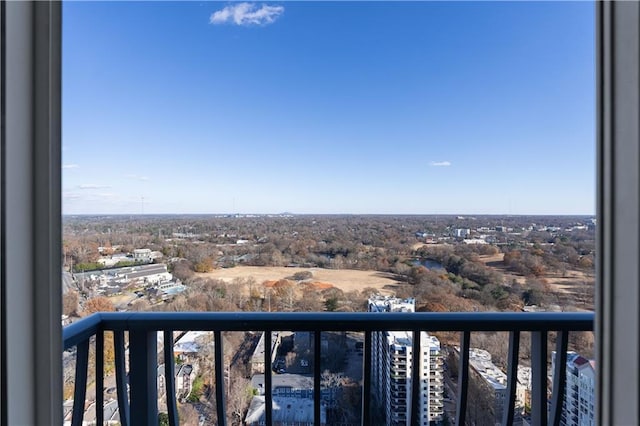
left=368, top=296, right=444, bottom=425
left=552, top=351, right=596, bottom=426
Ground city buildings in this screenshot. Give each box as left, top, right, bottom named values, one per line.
left=552, top=351, right=596, bottom=426
left=454, top=228, right=471, bottom=238
left=449, top=347, right=528, bottom=425
left=73, top=263, right=174, bottom=294
left=368, top=296, right=444, bottom=425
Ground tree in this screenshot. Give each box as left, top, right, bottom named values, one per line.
left=178, top=403, right=200, bottom=425
left=158, top=412, right=170, bottom=426
left=227, top=277, right=251, bottom=310
left=272, top=279, right=297, bottom=311
left=172, top=260, right=194, bottom=281
left=291, top=270, right=313, bottom=281
left=184, top=244, right=218, bottom=272
left=64, top=238, right=100, bottom=267
left=226, top=372, right=251, bottom=425
left=83, top=296, right=116, bottom=373
left=325, top=297, right=339, bottom=312
left=83, top=296, right=115, bottom=314
left=578, top=255, right=594, bottom=269
left=62, top=291, right=79, bottom=316
left=296, top=286, right=325, bottom=312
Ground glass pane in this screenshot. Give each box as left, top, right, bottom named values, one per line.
left=62, top=2, right=595, bottom=425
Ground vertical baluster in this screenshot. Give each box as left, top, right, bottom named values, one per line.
left=549, top=331, right=569, bottom=426
left=96, top=329, right=104, bottom=426
left=214, top=331, right=227, bottom=426
left=129, top=329, right=158, bottom=426
left=455, top=331, right=470, bottom=426
left=265, top=331, right=273, bottom=426
left=314, top=331, right=322, bottom=425
left=502, top=331, right=520, bottom=426
left=71, top=339, right=89, bottom=426
left=411, top=330, right=422, bottom=426
left=164, top=331, right=179, bottom=426
left=114, top=330, right=129, bottom=426
left=531, top=331, right=548, bottom=426
left=362, top=331, right=372, bottom=426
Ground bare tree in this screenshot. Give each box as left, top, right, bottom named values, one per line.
left=178, top=403, right=200, bottom=425
left=62, top=291, right=79, bottom=316
left=227, top=371, right=251, bottom=425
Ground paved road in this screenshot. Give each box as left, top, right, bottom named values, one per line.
left=344, top=331, right=364, bottom=383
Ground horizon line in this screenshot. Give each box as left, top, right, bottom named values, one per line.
left=62, top=212, right=596, bottom=217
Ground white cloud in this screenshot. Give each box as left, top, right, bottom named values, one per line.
left=210, top=3, right=284, bottom=26
left=429, top=161, right=452, bottom=167
left=62, top=164, right=79, bottom=169
left=125, top=174, right=150, bottom=181
left=63, top=192, right=82, bottom=200
left=64, top=191, right=121, bottom=202
left=79, top=184, right=111, bottom=190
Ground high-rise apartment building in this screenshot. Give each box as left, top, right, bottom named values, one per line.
left=552, top=351, right=595, bottom=426
left=368, top=296, right=444, bottom=425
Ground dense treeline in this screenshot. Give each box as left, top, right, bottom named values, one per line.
left=63, top=214, right=595, bottom=310
left=63, top=215, right=594, bottom=272
left=151, top=276, right=373, bottom=314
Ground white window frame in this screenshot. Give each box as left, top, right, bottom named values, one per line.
left=596, top=1, right=640, bottom=424
left=1, top=1, right=62, bottom=424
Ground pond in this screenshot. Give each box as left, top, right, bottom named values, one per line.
left=412, top=258, right=446, bottom=271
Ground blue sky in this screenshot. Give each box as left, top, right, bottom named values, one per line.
left=63, top=1, right=595, bottom=215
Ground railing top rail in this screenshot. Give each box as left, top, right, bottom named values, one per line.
left=63, top=311, right=593, bottom=350
left=63, top=313, right=103, bottom=349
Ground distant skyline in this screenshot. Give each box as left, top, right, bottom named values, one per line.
left=63, top=2, right=595, bottom=215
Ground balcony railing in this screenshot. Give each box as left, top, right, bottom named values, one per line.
left=63, top=311, right=593, bottom=426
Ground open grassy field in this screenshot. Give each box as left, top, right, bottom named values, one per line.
left=196, top=266, right=403, bottom=295
left=478, top=253, right=594, bottom=290
left=478, top=253, right=595, bottom=309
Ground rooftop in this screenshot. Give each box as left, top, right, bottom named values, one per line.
left=245, top=396, right=326, bottom=424
left=386, top=330, right=441, bottom=350
left=251, top=373, right=314, bottom=394
left=251, top=331, right=279, bottom=363
left=467, top=348, right=507, bottom=391
left=173, top=331, right=211, bottom=354
left=368, top=295, right=416, bottom=313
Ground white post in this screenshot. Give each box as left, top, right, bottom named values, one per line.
left=1, top=1, right=62, bottom=424
left=597, top=2, right=640, bottom=424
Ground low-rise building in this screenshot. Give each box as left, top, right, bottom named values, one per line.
left=132, top=248, right=152, bottom=262
left=175, top=364, right=196, bottom=400
left=156, top=280, right=187, bottom=299
left=450, top=347, right=527, bottom=425
left=251, top=373, right=314, bottom=399
left=157, top=363, right=197, bottom=401
left=250, top=331, right=282, bottom=375
left=174, top=331, right=211, bottom=362
left=111, top=263, right=172, bottom=285
left=455, top=228, right=471, bottom=238
left=245, top=396, right=326, bottom=426
left=78, top=263, right=174, bottom=293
